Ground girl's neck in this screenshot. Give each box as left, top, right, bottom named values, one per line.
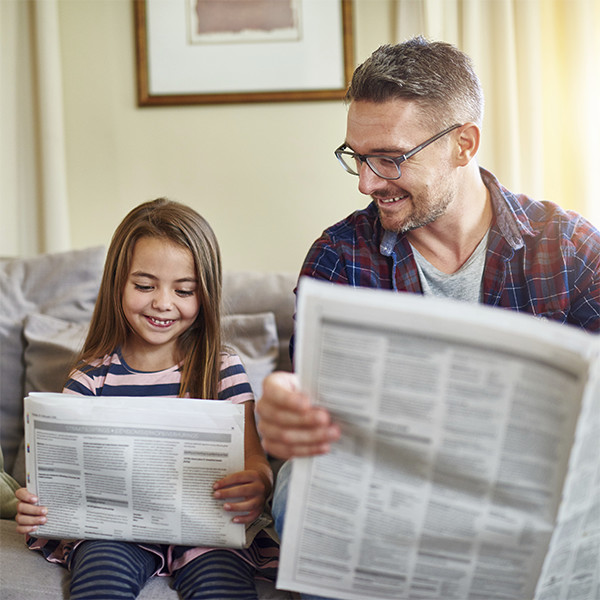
left=120, top=340, right=179, bottom=372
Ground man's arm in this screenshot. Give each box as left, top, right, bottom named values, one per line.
left=569, top=217, right=600, bottom=331
left=260, top=228, right=357, bottom=459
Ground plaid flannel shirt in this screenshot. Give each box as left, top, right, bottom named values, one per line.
left=298, top=168, right=600, bottom=332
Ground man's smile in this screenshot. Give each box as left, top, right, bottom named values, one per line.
left=379, top=194, right=409, bottom=204
left=375, top=192, right=410, bottom=205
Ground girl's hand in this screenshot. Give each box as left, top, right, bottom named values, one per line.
left=213, top=470, right=268, bottom=524
left=15, top=487, right=48, bottom=534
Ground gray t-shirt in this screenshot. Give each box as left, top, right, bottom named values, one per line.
left=411, top=231, right=489, bottom=303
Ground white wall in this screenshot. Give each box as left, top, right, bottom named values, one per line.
left=58, top=0, right=395, bottom=274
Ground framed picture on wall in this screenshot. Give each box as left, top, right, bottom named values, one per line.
left=134, top=0, right=354, bottom=106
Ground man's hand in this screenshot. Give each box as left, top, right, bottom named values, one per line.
left=256, top=372, right=341, bottom=459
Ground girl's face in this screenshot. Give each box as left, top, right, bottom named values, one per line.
left=121, top=236, right=200, bottom=370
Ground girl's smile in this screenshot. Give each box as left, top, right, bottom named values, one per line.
left=145, top=316, right=176, bottom=327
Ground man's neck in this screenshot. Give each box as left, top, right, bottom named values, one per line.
left=406, top=171, right=492, bottom=275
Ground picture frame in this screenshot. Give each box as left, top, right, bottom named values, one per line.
left=134, top=0, right=354, bottom=106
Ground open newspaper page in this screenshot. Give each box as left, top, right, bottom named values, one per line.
left=24, top=393, right=246, bottom=548
left=533, top=358, right=600, bottom=600
left=277, top=277, right=598, bottom=600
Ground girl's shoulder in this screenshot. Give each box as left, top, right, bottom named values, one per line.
left=64, top=349, right=156, bottom=396
left=70, top=349, right=122, bottom=377
left=219, top=350, right=243, bottom=368
left=217, top=351, right=254, bottom=403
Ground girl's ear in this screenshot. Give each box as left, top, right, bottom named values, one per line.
left=454, top=123, right=480, bottom=166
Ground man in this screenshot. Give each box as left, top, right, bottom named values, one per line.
left=257, top=37, right=600, bottom=600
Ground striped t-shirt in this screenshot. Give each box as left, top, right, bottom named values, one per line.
left=63, top=347, right=254, bottom=402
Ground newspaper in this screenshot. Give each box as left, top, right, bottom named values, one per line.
left=277, top=277, right=600, bottom=600
left=24, top=393, right=246, bottom=548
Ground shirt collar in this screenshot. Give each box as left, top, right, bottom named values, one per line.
left=480, top=167, right=535, bottom=250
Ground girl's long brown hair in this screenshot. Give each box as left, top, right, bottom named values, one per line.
left=74, top=198, right=222, bottom=399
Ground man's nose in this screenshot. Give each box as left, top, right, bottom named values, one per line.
left=357, top=161, right=387, bottom=196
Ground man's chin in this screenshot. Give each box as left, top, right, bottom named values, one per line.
left=378, top=202, right=448, bottom=234
left=378, top=209, right=411, bottom=234
left=379, top=213, right=435, bottom=235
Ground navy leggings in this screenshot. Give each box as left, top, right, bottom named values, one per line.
left=69, top=540, right=258, bottom=600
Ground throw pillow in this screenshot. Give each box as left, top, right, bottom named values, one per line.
left=23, top=313, right=89, bottom=397
left=0, top=447, right=20, bottom=518
left=223, top=271, right=296, bottom=373
left=222, top=312, right=279, bottom=400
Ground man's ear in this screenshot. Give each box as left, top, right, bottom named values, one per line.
left=454, top=123, right=480, bottom=166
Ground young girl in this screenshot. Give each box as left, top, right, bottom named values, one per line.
left=15, top=198, right=278, bottom=600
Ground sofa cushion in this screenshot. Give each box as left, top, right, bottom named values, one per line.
left=222, top=312, right=279, bottom=399
left=223, top=271, right=297, bottom=373
left=0, top=247, right=106, bottom=474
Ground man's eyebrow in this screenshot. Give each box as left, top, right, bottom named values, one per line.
left=372, top=147, right=407, bottom=155
left=345, top=143, right=407, bottom=155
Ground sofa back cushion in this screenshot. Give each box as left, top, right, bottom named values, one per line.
left=0, top=247, right=105, bottom=474
left=223, top=271, right=296, bottom=373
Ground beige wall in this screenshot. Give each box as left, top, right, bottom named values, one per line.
left=58, top=0, right=395, bottom=274
left=58, top=0, right=595, bottom=275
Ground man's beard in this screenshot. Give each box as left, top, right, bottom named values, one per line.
left=376, top=189, right=454, bottom=234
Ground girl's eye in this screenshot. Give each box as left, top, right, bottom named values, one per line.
left=134, top=284, right=153, bottom=291
left=176, top=290, right=195, bottom=297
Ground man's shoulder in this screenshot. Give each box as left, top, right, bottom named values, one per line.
left=320, top=202, right=380, bottom=243
left=484, top=168, right=600, bottom=246
left=300, top=202, right=395, bottom=285
left=511, top=193, right=600, bottom=242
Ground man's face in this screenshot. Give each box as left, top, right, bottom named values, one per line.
left=345, top=99, right=457, bottom=233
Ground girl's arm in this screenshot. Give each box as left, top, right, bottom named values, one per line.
left=14, top=487, right=47, bottom=534
left=213, top=401, right=273, bottom=524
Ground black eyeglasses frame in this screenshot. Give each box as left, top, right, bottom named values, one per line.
left=334, top=123, right=464, bottom=180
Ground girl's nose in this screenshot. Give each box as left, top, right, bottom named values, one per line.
left=151, top=290, right=172, bottom=311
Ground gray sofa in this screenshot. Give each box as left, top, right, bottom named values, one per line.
left=0, top=246, right=299, bottom=599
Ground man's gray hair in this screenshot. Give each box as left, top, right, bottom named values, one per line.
left=346, top=36, right=484, bottom=130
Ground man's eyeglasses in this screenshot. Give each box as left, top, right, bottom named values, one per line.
left=334, top=123, right=463, bottom=180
